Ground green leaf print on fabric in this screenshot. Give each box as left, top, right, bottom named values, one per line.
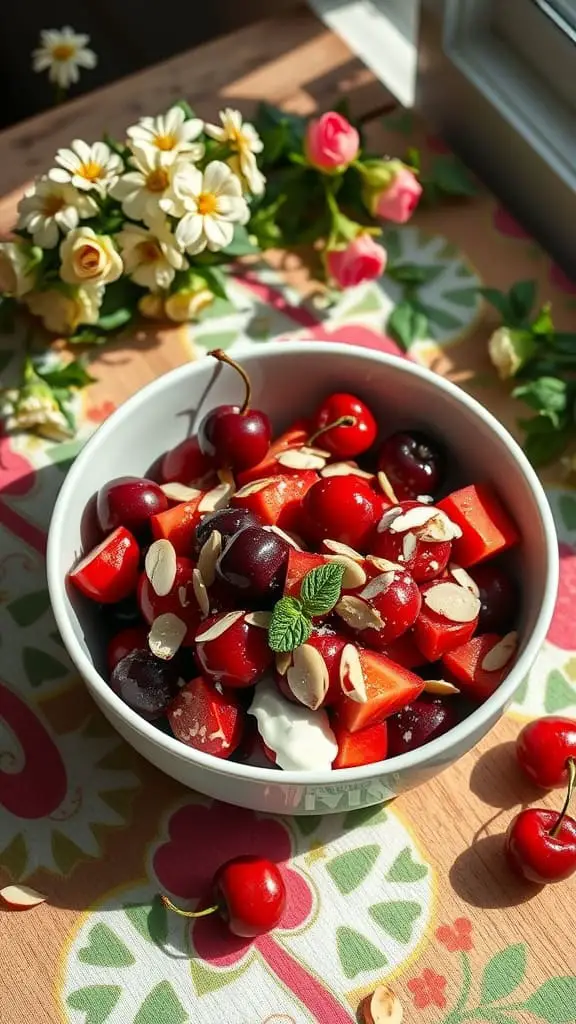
left=386, top=846, right=428, bottom=883
left=336, top=926, right=387, bottom=979
left=78, top=923, right=136, bottom=968
left=326, top=844, right=380, bottom=895
left=67, top=985, right=121, bottom=1024
left=0, top=833, right=28, bottom=878
left=343, top=805, right=387, bottom=830
left=189, top=958, right=250, bottom=997
left=22, top=646, right=69, bottom=687
left=6, top=588, right=50, bottom=627
left=124, top=899, right=169, bottom=947
left=524, top=978, right=576, bottom=1023
left=369, top=900, right=422, bottom=943
left=293, top=816, right=322, bottom=836
left=480, top=943, right=527, bottom=1003
left=134, top=981, right=188, bottom=1023
left=52, top=831, right=86, bottom=875
left=443, top=287, right=478, bottom=308
left=544, top=670, right=576, bottom=714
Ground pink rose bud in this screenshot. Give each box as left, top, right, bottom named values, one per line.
left=374, top=165, right=422, bottom=223
left=305, top=112, right=360, bottom=172
left=326, top=234, right=387, bottom=288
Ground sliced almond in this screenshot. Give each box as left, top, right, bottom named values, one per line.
left=336, top=595, right=385, bottom=632
left=449, top=563, right=480, bottom=597
left=198, top=481, right=235, bottom=513
left=144, top=539, right=177, bottom=597
left=277, top=447, right=327, bottom=470
left=233, top=477, right=276, bottom=498
left=286, top=643, right=329, bottom=709
left=217, top=467, right=235, bottom=486
left=178, top=585, right=190, bottom=608
left=324, top=554, right=367, bottom=588
left=366, top=554, right=403, bottom=572
left=148, top=612, right=187, bottom=660
left=363, top=985, right=403, bottom=1024
left=388, top=505, right=438, bottom=533
left=360, top=571, right=396, bottom=601
left=339, top=644, right=367, bottom=702
left=320, top=461, right=373, bottom=479
left=192, top=568, right=210, bottom=617
left=160, top=482, right=202, bottom=502
left=481, top=631, right=518, bottom=672
left=429, top=560, right=439, bottom=572
left=197, top=529, right=222, bottom=587
left=275, top=651, right=292, bottom=676
left=376, top=506, right=403, bottom=533
left=244, top=611, right=272, bottom=628
left=419, top=510, right=462, bottom=542
left=424, top=679, right=460, bottom=695
left=402, top=532, right=417, bottom=561
left=264, top=524, right=302, bottom=549
left=322, top=539, right=363, bottom=561
left=417, top=494, right=434, bottom=504
left=377, top=470, right=399, bottom=504
left=424, top=581, right=481, bottom=623
left=195, top=610, right=245, bottom=643
left=0, top=884, right=46, bottom=909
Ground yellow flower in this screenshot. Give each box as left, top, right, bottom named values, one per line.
left=32, top=26, right=97, bottom=90
left=0, top=242, right=36, bottom=297
left=60, top=227, right=122, bottom=286
left=25, top=284, right=103, bottom=335
left=117, top=219, right=186, bottom=291
left=165, top=286, right=213, bottom=322
left=166, top=161, right=249, bottom=255
left=138, top=292, right=166, bottom=319
left=205, top=108, right=265, bottom=195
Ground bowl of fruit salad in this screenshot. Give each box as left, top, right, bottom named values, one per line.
left=47, top=342, right=558, bottom=815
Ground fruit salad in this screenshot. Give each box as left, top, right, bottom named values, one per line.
left=68, top=350, right=521, bottom=773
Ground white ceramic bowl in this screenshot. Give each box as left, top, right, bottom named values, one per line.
left=47, top=343, right=558, bottom=815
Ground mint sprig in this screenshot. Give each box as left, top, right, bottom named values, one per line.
left=267, top=562, right=346, bottom=653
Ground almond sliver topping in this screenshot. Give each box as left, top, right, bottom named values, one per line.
left=233, top=477, right=277, bottom=498
left=144, top=539, right=177, bottom=597
left=364, top=985, right=403, bottom=1024
left=178, top=585, right=190, bottom=607
left=377, top=506, right=403, bottom=533
left=321, top=461, right=373, bottom=479
left=388, top=505, right=438, bottom=533
left=286, top=643, right=329, bottom=709
left=323, top=539, right=364, bottom=561
left=0, top=884, right=46, bottom=909
left=197, top=529, right=222, bottom=587
left=336, top=595, right=385, bottom=631
left=339, top=644, right=367, bottom=702
left=195, top=610, right=245, bottom=643
left=366, top=554, right=403, bottom=572
left=264, top=524, right=302, bottom=549
left=481, top=631, right=518, bottom=672
left=402, top=532, right=417, bottom=561
left=192, top=568, right=210, bottom=617
left=424, top=581, right=481, bottom=623
left=417, top=494, right=434, bottom=504
left=198, top=481, right=235, bottom=513
left=360, top=571, right=396, bottom=601
left=277, top=447, right=327, bottom=470
left=160, top=482, right=202, bottom=502
left=419, top=510, right=462, bottom=542
left=377, top=470, right=399, bottom=504
left=424, top=679, right=460, bottom=695
left=275, top=651, right=292, bottom=676
left=449, top=563, right=480, bottom=597
left=324, top=554, right=367, bottom=588
left=244, top=611, right=272, bottom=628
left=148, top=613, right=187, bottom=659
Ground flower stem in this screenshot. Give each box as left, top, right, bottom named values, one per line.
left=160, top=895, right=219, bottom=919
left=256, top=933, right=354, bottom=1024
left=307, top=415, right=356, bottom=446
left=549, top=756, right=576, bottom=837
left=208, top=348, right=252, bottom=414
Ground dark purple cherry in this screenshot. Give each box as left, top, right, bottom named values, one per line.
left=195, top=506, right=261, bottom=554
left=97, top=476, right=168, bottom=536
left=102, top=594, right=142, bottom=630
left=387, top=696, right=461, bottom=756
left=198, top=350, right=271, bottom=471
left=109, top=648, right=180, bottom=721
left=216, top=526, right=289, bottom=604
left=470, top=563, right=517, bottom=633
left=377, top=430, right=445, bottom=499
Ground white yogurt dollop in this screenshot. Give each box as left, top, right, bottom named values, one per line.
left=248, top=680, right=338, bottom=771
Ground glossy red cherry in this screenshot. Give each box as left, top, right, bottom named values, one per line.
left=69, top=526, right=140, bottom=604
left=335, top=564, right=421, bottom=648
left=109, top=648, right=180, bottom=720
left=386, top=695, right=461, bottom=756
left=198, top=350, right=271, bottom=471
left=107, top=625, right=149, bottom=672
left=162, top=855, right=286, bottom=937
left=302, top=476, right=380, bottom=550
left=160, top=435, right=216, bottom=487
left=310, top=392, right=377, bottom=458
left=469, top=563, right=517, bottom=633
left=97, top=476, right=168, bottom=536
left=371, top=500, right=452, bottom=582
left=216, top=526, right=289, bottom=604
left=194, top=610, right=273, bottom=687
left=137, top=555, right=203, bottom=645
left=505, top=759, right=576, bottom=884
left=517, top=717, right=576, bottom=788
left=377, top=431, right=445, bottom=499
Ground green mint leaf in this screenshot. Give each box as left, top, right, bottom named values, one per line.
left=478, top=287, right=512, bottom=320
left=300, top=563, right=346, bottom=617
left=387, top=300, right=428, bottom=350
left=268, top=597, right=311, bottom=653
left=508, top=279, right=536, bottom=323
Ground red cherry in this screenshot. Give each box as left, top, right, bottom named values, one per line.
left=506, top=758, right=576, bottom=884
left=97, top=476, right=168, bottom=536
left=377, top=431, right=445, bottom=499
left=107, top=625, right=149, bottom=672
left=137, top=555, right=204, bottom=645
left=371, top=500, right=452, bottom=582
left=335, top=564, right=421, bottom=648
left=302, top=476, right=380, bottom=550
left=276, top=626, right=348, bottom=707
left=162, top=855, right=285, bottom=937
left=198, top=350, right=271, bottom=471
left=310, top=392, right=377, bottom=458
left=160, top=435, right=217, bottom=487
left=517, top=717, right=576, bottom=788
left=69, top=526, right=140, bottom=604
left=109, top=648, right=180, bottom=720
left=387, top=696, right=461, bottom=756
left=194, top=611, right=273, bottom=687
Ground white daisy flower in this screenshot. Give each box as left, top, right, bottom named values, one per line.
left=109, top=147, right=185, bottom=224
left=32, top=26, right=97, bottom=90
left=117, top=219, right=186, bottom=291
left=205, top=108, right=265, bottom=195
left=127, top=106, right=204, bottom=165
left=16, top=177, right=97, bottom=249
left=165, top=160, right=249, bottom=255
left=49, top=140, right=123, bottom=194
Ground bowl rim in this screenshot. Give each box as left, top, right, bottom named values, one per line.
left=47, top=342, right=559, bottom=785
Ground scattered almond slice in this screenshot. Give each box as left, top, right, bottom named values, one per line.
left=277, top=447, right=327, bottom=470
left=148, top=613, right=187, bottom=659
left=336, top=595, right=385, bottom=631
left=366, top=554, right=403, bottom=572
left=197, top=530, right=222, bottom=587
left=424, top=582, right=481, bottom=623
left=217, top=467, right=235, bottom=486
left=424, top=679, right=460, bottom=695
left=360, top=571, right=396, bottom=601
left=264, top=524, right=302, bottom=549
left=244, top=611, right=272, bottom=628
left=0, top=884, right=46, bottom=909
left=363, top=985, right=403, bottom=1024
left=286, top=644, right=329, bottom=709
left=178, top=585, right=190, bottom=608
left=160, top=482, right=202, bottom=502
left=192, top=568, right=210, bottom=617
left=339, top=644, right=367, bottom=702
left=377, top=469, right=399, bottom=504
left=198, top=480, right=235, bottom=513
left=417, top=494, right=434, bottom=504
left=195, top=610, right=245, bottom=643
left=233, top=477, right=276, bottom=498
left=323, top=539, right=363, bottom=561
left=481, top=631, right=519, bottom=672
left=402, top=532, right=417, bottom=561
left=449, top=563, right=480, bottom=597
left=144, top=539, right=177, bottom=597
left=376, top=506, right=403, bottom=533
left=275, top=651, right=292, bottom=676
left=324, top=554, right=367, bottom=588
left=320, top=461, right=373, bottom=479
left=388, top=505, right=438, bottom=533
left=419, top=510, right=462, bottom=542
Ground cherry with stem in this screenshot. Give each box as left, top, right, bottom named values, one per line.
left=198, top=351, right=272, bottom=471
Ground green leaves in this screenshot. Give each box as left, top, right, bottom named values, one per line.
left=35, top=357, right=95, bottom=390
left=387, top=300, right=428, bottom=350
left=421, top=154, right=479, bottom=201
left=480, top=943, right=526, bottom=1003
left=517, top=415, right=571, bottom=468
left=524, top=977, right=576, bottom=1023
left=512, top=377, right=568, bottom=425
left=268, top=563, right=346, bottom=652
left=480, top=280, right=537, bottom=327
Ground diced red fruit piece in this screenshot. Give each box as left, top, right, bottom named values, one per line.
left=302, top=476, right=381, bottom=550
left=387, top=696, right=461, bottom=756
left=334, top=649, right=424, bottom=732
left=332, top=720, right=388, bottom=768
left=160, top=435, right=216, bottom=486
left=137, top=556, right=202, bottom=645
left=194, top=612, right=274, bottom=687
left=437, top=484, right=519, bottom=567
left=276, top=627, right=348, bottom=706
left=96, top=476, right=168, bottom=536
left=311, top=392, right=377, bottom=458
left=371, top=500, right=452, bottom=582
left=231, top=471, right=318, bottom=533
left=384, top=632, right=427, bottom=669
left=236, top=420, right=311, bottom=486
left=442, top=633, right=515, bottom=700
left=413, top=581, right=478, bottom=661
left=168, top=676, right=244, bottom=758
left=283, top=550, right=327, bottom=600
left=150, top=496, right=203, bottom=556
left=69, top=526, right=140, bottom=604
left=107, top=626, right=149, bottom=672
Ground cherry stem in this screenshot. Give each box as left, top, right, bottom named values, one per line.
left=161, top=895, right=219, bottom=919
left=307, top=415, right=356, bottom=446
left=549, top=757, right=576, bottom=838
left=209, top=349, right=252, bottom=415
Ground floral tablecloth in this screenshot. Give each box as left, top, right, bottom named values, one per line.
left=1, top=112, right=576, bottom=1024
